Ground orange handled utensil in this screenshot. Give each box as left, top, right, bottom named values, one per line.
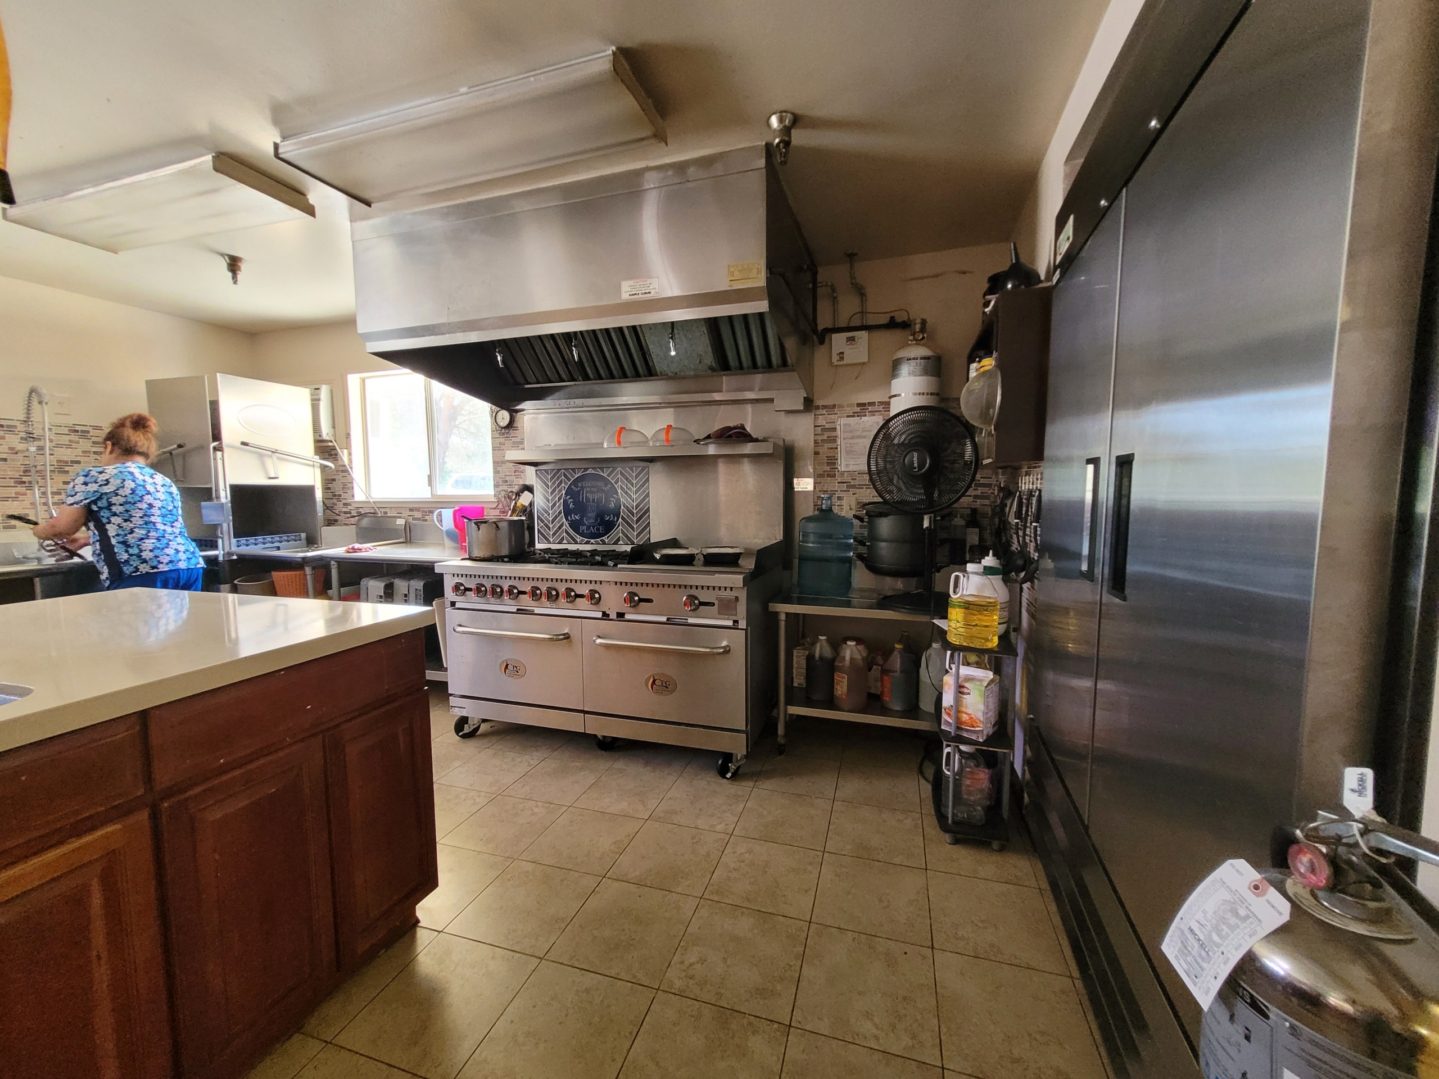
left=0, top=15, right=13, bottom=205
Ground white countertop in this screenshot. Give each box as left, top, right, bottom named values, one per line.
left=0, top=590, right=435, bottom=753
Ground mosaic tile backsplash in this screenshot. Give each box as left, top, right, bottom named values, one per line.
left=0, top=416, right=107, bottom=534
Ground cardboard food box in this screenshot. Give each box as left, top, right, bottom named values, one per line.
left=943, top=663, right=1000, bottom=740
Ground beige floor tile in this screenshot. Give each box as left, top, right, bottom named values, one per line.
left=1042, top=883, right=1084, bottom=980
left=444, top=795, right=564, bottom=857
left=607, top=819, right=729, bottom=895
left=442, top=749, right=543, bottom=794
left=775, top=717, right=852, bottom=760
left=429, top=706, right=453, bottom=741
left=458, top=960, right=653, bottom=1079
left=548, top=878, right=698, bottom=986
left=923, top=820, right=1037, bottom=887
left=500, top=755, right=612, bottom=805
left=294, top=1045, right=415, bottom=1079
left=929, top=873, right=1067, bottom=975
left=836, top=759, right=925, bottom=813
left=475, top=723, right=573, bottom=762
left=782, top=1028, right=941, bottom=1079
left=791, top=923, right=941, bottom=1066
left=705, top=835, right=822, bottom=919
left=520, top=806, right=643, bottom=874
left=335, top=933, right=535, bottom=1079
left=573, top=762, right=681, bottom=817
left=812, top=853, right=931, bottom=946
left=661, top=899, right=808, bottom=1022
left=934, top=951, right=1105, bottom=1079
left=609, top=743, right=697, bottom=772
left=430, top=737, right=484, bottom=782
left=418, top=844, right=510, bottom=929
left=303, top=927, right=437, bottom=1040
left=826, top=801, right=925, bottom=868
left=246, top=1032, right=324, bottom=1079
left=446, top=860, right=600, bottom=956
left=733, top=788, right=832, bottom=850
left=755, top=754, right=840, bottom=799
left=620, top=992, right=788, bottom=1079
left=433, top=783, right=493, bottom=840
left=651, top=774, right=752, bottom=831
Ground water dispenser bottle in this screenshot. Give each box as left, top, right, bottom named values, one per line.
left=797, top=495, right=854, bottom=597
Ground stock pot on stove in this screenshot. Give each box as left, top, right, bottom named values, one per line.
left=466, top=517, right=528, bottom=560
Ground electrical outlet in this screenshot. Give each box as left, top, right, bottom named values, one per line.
left=830, top=330, right=869, bottom=367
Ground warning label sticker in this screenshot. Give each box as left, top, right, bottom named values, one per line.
left=726, top=261, right=765, bottom=288
left=621, top=277, right=660, bottom=299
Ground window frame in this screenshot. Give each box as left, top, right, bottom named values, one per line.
left=348, top=371, right=494, bottom=504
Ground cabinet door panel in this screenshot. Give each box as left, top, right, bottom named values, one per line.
left=327, top=691, right=437, bottom=964
left=0, top=811, right=172, bottom=1078
left=161, top=739, right=334, bottom=1076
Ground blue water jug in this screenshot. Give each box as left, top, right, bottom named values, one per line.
left=797, top=495, right=854, bottom=598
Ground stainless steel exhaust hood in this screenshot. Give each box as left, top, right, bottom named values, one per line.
left=351, top=147, right=817, bottom=409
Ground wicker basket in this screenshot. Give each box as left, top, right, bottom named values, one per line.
left=270, top=567, right=327, bottom=597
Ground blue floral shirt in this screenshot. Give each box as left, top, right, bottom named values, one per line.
left=65, top=463, right=204, bottom=587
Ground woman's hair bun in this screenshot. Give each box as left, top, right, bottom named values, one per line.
left=119, top=412, right=158, bottom=434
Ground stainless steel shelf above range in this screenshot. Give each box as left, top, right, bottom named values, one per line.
left=504, top=440, right=779, bottom=464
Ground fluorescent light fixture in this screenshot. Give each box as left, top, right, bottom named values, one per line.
left=275, top=48, right=665, bottom=206
left=1, top=154, right=315, bottom=253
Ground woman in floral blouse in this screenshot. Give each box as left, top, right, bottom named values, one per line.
left=32, top=412, right=205, bottom=591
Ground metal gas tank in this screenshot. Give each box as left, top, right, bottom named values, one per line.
left=1201, top=871, right=1439, bottom=1079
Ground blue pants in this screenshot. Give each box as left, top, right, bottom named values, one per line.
left=109, top=568, right=205, bottom=591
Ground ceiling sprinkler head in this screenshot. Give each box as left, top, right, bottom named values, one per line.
left=222, top=253, right=244, bottom=285
left=767, top=111, right=797, bottom=165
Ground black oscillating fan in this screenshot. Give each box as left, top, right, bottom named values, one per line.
left=866, top=406, right=980, bottom=613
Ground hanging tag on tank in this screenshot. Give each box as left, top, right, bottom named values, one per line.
left=1342, top=766, right=1375, bottom=817
left=1161, top=859, right=1290, bottom=1010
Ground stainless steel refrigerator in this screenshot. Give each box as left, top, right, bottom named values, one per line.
left=1030, top=0, right=1439, bottom=1074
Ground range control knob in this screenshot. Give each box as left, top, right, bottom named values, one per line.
left=528, top=585, right=544, bottom=602
left=451, top=581, right=471, bottom=597
left=562, top=587, right=581, bottom=603
left=622, top=591, right=653, bottom=608
left=506, top=585, right=524, bottom=600
left=586, top=589, right=602, bottom=606
left=681, top=593, right=714, bottom=612
left=545, top=587, right=560, bottom=602
left=488, top=583, right=504, bottom=599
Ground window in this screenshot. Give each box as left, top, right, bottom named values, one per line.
left=350, top=372, right=494, bottom=500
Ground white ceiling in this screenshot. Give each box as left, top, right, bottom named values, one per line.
left=0, top=0, right=1108, bottom=332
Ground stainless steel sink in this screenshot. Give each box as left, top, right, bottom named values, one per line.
left=0, top=684, right=33, bottom=706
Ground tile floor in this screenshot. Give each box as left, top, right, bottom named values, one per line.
left=248, top=692, right=1111, bottom=1079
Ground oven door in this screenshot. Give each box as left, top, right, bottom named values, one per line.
left=447, top=608, right=582, bottom=710
left=582, top=621, right=745, bottom=729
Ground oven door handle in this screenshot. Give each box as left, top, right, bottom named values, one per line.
left=592, top=636, right=731, bottom=656
left=453, top=625, right=572, bottom=642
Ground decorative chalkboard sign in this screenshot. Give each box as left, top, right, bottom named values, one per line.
left=534, top=464, right=651, bottom=547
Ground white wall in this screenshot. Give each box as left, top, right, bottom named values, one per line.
left=1011, top=0, right=1146, bottom=277
left=811, top=244, right=1010, bottom=405
left=247, top=320, right=398, bottom=446
left=0, top=273, right=256, bottom=427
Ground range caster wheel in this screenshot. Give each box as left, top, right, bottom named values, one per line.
left=716, top=753, right=742, bottom=780
left=944, top=833, right=961, bottom=846
left=595, top=735, right=618, bottom=751
left=453, top=716, right=483, bottom=739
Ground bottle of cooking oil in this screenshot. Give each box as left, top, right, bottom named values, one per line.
left=947, top=562, right=999, bottom=649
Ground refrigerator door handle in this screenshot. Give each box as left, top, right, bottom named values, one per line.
left=1106, top=454, right=1134, bottom=600
left=1081, top=457, right=1102, bottom=581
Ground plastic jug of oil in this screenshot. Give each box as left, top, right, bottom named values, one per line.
left=947, top=562, right=999, bottom=649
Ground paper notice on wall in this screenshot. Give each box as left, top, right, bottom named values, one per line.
left=839, top=416, right=883, bottom=473
left=1162, top=860, right=1290, bottom=1010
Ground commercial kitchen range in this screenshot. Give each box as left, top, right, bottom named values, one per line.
left=441, top=542, right=782, bottom=779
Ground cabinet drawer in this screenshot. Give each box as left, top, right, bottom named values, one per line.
left=149, top=630, right=425, bottom=790
left=0, top=716, right=146, bottom=857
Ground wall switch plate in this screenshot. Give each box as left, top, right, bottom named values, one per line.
left=831, top=330, right=869, bottom=366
